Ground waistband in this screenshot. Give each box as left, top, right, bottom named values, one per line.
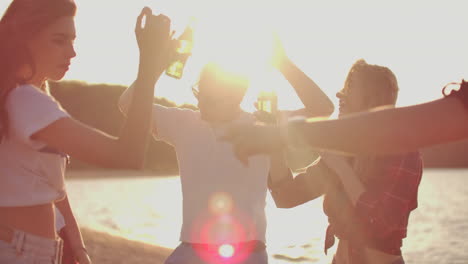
left=182, top=240, right=266, bottom=253
left=0, top=225, right=63, bottom=264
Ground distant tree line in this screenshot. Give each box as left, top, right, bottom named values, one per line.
left=49, top=80, right=197, bottom=174
left=49, top=80, right=468, bottom=172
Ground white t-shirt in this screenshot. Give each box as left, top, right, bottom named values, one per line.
left=120, top=88, right=271, bottom=244
left=0, top=84, right=69, bottom=206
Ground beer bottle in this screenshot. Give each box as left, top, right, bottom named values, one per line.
left=166, top=20, right=194, bottom=79
left=256, top=90, right=278, bottom=123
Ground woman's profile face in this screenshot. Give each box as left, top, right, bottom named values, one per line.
left=336, top=72, right=369, bottom=117
left=28, top=16, right=76, bottom=81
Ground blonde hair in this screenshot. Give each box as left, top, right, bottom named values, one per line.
left=344, top=59, right=399, bottom=109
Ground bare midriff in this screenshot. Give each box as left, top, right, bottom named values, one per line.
left=0, top=203, right=56, bottom=239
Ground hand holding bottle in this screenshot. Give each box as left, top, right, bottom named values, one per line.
left=135, top=7, right=174, bottom=78
left=166, top=19, right=195, bottom=79
left=254, top=92, right=278, bottom=124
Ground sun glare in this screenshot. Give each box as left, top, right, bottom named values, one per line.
left=183, top=4, right=288, bottom=111
left=209, top=192, right=233, bottom=215
left=218, top=244, right=235, bottom=258
left=3, top=0, right=466, bottom=108
left=190, top=6, right=276, bottom=75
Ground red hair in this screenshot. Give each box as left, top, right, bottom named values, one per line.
left=0, top=0, right=76, bottom=140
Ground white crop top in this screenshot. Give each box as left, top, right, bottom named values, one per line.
left=0, top=85, right=70, bottom=207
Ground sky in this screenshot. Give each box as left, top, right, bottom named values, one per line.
left=1, top=0, right=467, bottom=111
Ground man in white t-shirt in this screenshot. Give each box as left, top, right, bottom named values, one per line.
left=120, top=63, right=271, bottom=264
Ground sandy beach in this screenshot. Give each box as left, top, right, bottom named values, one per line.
left=80, top=228, right=171, bottom=264
left=67, top=169, right=468, bottom=264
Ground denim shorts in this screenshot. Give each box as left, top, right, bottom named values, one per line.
left=0, top=227, right=63, bottom=264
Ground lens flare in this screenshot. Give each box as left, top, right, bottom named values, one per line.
left=189, top=192, right=259, bottom=263
left=218, top=244, right=235, bottom=258
left=209, top=192, right=233, bottom=215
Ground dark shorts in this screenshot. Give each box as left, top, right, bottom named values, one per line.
left=165, top=241, right=268, bottom=264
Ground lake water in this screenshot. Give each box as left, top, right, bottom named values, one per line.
left=66, top=169, right=468, bottom=264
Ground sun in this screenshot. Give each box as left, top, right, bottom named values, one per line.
left=181, top=3, right=290, bottom=111
left=188, top=7, right=276, bottom=75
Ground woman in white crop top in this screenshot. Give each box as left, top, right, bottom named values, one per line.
left=0, top=1, right=173, bottom=263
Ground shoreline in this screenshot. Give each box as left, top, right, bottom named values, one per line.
left=66, top=167, right=468, bottom=180
left=81, top=228, right=172, bottom=264
left=66, top=170, right=178, bottom=179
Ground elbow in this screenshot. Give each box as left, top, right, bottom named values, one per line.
left=322, top=101, right=335, bottom=117
left=270, top=190, right=296, bottom=208
left=328, top=104, right=335, bottom=115
left=271, top=192, right=309, bottom=208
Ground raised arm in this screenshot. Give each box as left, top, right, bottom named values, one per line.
left=224, top=92, right=468, bottom=160
left=118, top=18, right=176, bottom=130
left=274, top=36, right=334, bottom=117
left=32, top=8, right=172, bottom=169
left=293, top=96, right=468, bottom=154
left=269, top=155, right=330, bottom=208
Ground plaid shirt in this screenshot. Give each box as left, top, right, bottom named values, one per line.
left=324, top=151, right=423, bottom=263
left=268, top=151, right=423, bottom=264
